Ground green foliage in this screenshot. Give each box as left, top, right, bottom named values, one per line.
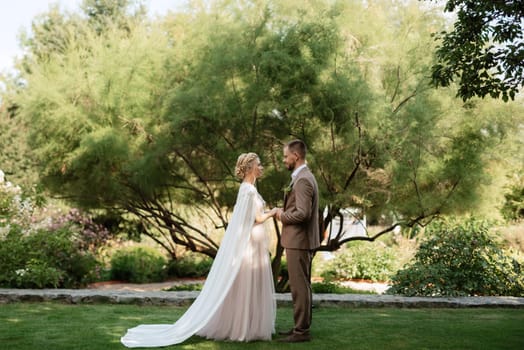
left=0, top=226, right=99, bottom=288
left=14, top=259, right=64, bottom=289
left=500, top=173, right=524, bottom=222
left=0, top=170, right=44, bottom=227
left=0, top=174, right=103, bottom=288
left=110, top=246, right=167, bottom=283
left=165, top=283, right=204, bottom=292
left=8, top=0, right=524, bottom=263
left=429, top=0, right=524, bottom=101
left=81, top=0, right=147, bottom=35
left=166, top=254, right=212, bottom=278
left=388, top=217, right=524, bottom=296
left=0, top=112, right=39, bottom=188
left=320, top=242, right=396, bottom=282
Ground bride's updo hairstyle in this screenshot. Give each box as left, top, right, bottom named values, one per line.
left=235, top=152, right=259, bottom=180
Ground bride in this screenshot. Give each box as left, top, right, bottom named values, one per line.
left=121, top=152, right=277, bottom=347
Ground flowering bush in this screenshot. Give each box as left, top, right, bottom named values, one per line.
left=0, top=225, right=100, bottom=288
left=0, top=170, right=33, bottom=231
left=47, top=208, right=111, bottom=255
left=0, top=169, right=110, bottom=288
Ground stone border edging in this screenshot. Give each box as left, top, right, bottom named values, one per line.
left=1, top=289, right=523, bottom=308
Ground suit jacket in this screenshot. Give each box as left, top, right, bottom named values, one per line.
left=280, top=166, right=320, bottom=250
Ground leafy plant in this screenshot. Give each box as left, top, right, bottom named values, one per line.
left=320, top=242, right=396, bottom=282
left=14, top=259, right=64, bottom=289
left=429, top=0, right=523, bottom=101
left=166, top=254, right=212, bottom=278
left=110, top=246, right=167, bottom=283
left=14, top=0, right=524, bottom=268
left=388, top=217, right=524, bottom=296
left=0, top=172, right=108, bottom=288
left=0, top=225, right=99, bottom=288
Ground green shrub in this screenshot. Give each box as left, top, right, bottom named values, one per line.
left=320, top=242, right=396, bottom=282
left=0, top=225, right=99, bottom=288
left=387, top=217, right=524, bottom=297
left=166, top=254, right=212, bottom=278
left=27, top=227, right=98, bottom=287
left=0, top=174, right=106, bottom=288
left=110, top=246, right=167, bottom=283
left=15, top=259, right=64, bottom=289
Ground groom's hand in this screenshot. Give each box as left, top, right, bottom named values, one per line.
left=275, top=208, right=283, bottom=221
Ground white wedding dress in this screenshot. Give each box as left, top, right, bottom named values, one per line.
left=121, top=182, right=276, bottom=347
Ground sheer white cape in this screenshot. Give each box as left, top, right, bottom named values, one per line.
left=121, top=183, right=257, bottom=348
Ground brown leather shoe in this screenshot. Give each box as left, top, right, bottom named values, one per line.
left=278, top=329, right=294, bottom=336
left=278, top=333, right=311, bottom=343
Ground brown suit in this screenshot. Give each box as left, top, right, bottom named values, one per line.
left=280, top=166, right=320, bottom=335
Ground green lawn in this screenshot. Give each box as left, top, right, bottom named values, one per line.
left=1, top=303, right=523, bottom=350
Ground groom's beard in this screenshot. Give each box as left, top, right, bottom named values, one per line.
left=286, top=163, right=295, bottom=171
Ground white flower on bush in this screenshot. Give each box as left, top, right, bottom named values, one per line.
left=0, top=224, right=10, bottom=239
left=0, top=170, right=21, bottom=195
left=18, top=197, right=34, bottom=217
left=3, top=181, right=14, bottom=191
left=0, top=169, right=35, bottom=228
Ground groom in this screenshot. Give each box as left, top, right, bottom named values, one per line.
left=276, top=139, right=320, bottom=343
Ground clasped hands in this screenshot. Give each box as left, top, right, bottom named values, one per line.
left=267, top=207, right=284, bottom=221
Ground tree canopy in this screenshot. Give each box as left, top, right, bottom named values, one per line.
left=429, top=0, right=524, bottom=101
left=5, top=0, right=524, bottom=262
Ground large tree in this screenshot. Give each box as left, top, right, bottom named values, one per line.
left=10, top=0, right=523, bottom=278
left=428, top=0, right=524, bottom=101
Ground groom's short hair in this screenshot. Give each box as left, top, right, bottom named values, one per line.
left=286, top=139, right=307, bottom=159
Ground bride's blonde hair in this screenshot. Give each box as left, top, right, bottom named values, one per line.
left=235, top=152, right=259, bottom=180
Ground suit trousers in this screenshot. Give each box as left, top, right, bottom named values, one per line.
left=285, top=248, right=313, bottom=335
